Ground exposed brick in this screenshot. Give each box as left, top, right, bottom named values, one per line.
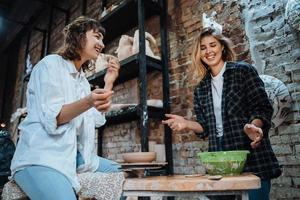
left=278, top=124, right=300, bottom=135
left=293, top=177, right=300, bottom=187
left=295, top=144, right=300, bottom=154
left=9, top=1, right=300, bottom=199
left=272, top=144, right=293, bottom=155
left=271, top=176, right=292, bottom=186
left=270, top=186, right=300, bottom=199
left=277, top=155, right=300, bottom=166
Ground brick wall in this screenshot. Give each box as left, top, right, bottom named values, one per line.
left=167, top=0, right=300, bottom=199
left=9, top=0, right=300, bottom=199
left=241, top=0, right=300, bottom=198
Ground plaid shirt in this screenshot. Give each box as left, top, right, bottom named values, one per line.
left=194, top=61, right=282, bottom=180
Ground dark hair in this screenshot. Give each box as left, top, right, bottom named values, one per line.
left=56, top=16, right=105, bottom=70
left=191, top=27, right=236, bottom=81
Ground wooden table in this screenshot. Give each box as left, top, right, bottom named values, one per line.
left=123, top=173, right=260, bottom=200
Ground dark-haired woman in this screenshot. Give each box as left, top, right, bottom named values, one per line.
left=11, top=16, right=121, bottom=200
left=162, top=27, right=281, bottom=200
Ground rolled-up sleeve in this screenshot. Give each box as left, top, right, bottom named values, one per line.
left=30, top=60, right=70, bottom=135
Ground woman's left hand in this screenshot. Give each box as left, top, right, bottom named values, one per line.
left=244, top=124, right=263, bottom=149
left=104, top=56, right=120, bottom=88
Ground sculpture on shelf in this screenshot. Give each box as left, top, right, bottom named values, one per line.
left=109, top=99, right=163, bottom=112
left=115, top=35, right=134, bottom=61
left=85, top=54, right=118, bottom=77
left=115, top=30, right=160, bottom=61
left=84, top=67, right=95, bottom=78
left=202, top=12, right=222, bottom=34
left=100, top=1, right=123, bottom=18
left=259, top=75, right=292, bottom=128
left=132, top=30, right=160, bottom=60
left=95, top=54, right=117, bottom=73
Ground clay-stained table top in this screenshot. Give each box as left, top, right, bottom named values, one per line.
left=124, top=173, right=260, bottom=192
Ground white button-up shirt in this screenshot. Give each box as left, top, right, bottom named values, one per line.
left=11, top=54, right=106, bottom=192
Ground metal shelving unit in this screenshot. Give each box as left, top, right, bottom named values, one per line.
left=89, top=0, right=173, bottom=183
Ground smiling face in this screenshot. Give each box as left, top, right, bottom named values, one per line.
left=81, top=29, right=105, bottom=60
left=199, top=35, right=224, bottom=70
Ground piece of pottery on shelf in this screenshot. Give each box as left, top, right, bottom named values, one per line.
left=147, top=99, right=163, bottom=108
left=202, top=12, right=222, bottom=34
left=148, top=141, right=157, bottom=152
left=115, top=35, right=134, bottom=61
left=95, top=54, right=118, bottom=73
left=109, top=99, right=162, bottom=112
left=132, top=30, right=160, bottom=60
left=154, top=144, right=166, bottom=162
left=84, top=68, right=95, bottom=78
left=100, top=7, right=108, bottom=18
left=122, top=152, right=156, bottom=163
left=110, top=103, right=137, bottom=112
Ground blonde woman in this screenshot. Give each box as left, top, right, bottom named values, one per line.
left=163, top=27, right=281, bottom=200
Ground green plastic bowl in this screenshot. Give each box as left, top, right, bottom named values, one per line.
left=197, top=150, right=250, bottom=176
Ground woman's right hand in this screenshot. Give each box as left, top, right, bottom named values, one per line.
left=86, top=88, right=114, bottom=112
left=162, top=114, right=188, bottom=132
left=244, top=123, right=263, bottom=149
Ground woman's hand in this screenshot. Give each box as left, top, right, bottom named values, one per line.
left=244, top=124, right=263, bottom=149
left=87, top=88, right=114, bottom=112
left=104, top=56, right=120, bottom=90
left=162, top=114, right=188, bottom=132
left=57, top=88, right=113, bottom=125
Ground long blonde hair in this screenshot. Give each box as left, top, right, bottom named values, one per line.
left=191, top=27, right=236, bottom=81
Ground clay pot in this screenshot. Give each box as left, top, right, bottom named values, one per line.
left=148, top=141, right=157, bottom=152
left=122, top=152, right=156, bottom=163
left=154, top=144, right=166, bottom=162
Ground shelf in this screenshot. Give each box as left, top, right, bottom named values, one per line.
left=101, top=0, right=160, bottom=44
left=105, top=105, right=164, bottom=125
left=88, top=54, right=162, bottom=87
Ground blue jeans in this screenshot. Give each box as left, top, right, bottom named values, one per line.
left=216, top=136, right=223, bottom=151
left=214, top=137, right=271, bottom=200
left=205, top=179, right=271, bottom=200
left=249, top=179, right=271, bottom=200
left=14, top=154, right=122, bottom=200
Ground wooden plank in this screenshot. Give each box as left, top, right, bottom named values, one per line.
left=123, top=174, right=260, bottom=192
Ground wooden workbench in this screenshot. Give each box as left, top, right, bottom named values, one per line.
left=123, top=173, right=260, bottom=200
